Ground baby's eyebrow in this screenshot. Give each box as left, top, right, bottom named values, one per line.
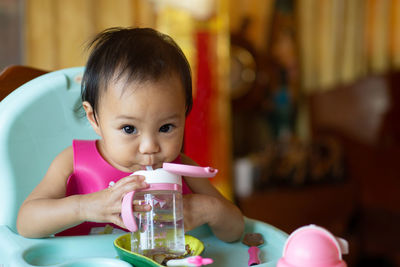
left=115, top=114, right=181, bottom=122
left=161, top=114, right=181, bottom=120
left=115, top=115, right=140, bottom=121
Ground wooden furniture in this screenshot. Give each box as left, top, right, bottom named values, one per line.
left=309, top=72, right=400, bottom=265
left=0, top=65, right=48, bottom=101
left=237, top=72, right=400, bottom=266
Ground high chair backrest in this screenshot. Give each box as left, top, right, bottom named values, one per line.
left=0, top=67, right=97, bottom=232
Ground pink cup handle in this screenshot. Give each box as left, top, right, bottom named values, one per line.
left=248, top=246, right=260, bottom=266
left=121, top=191, right=137, bottom=232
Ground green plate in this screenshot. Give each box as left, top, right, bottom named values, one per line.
left=114, top=234, right=204, bottom=267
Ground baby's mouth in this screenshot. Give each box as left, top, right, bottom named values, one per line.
left=141, top=163, right=162, bottom=170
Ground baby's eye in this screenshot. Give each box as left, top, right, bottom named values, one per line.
left=122, top=125, right=137, bottom=134
left=159, top=124, right=174, bottom=133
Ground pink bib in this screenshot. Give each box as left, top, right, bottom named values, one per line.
left=56, top=139, right=191, bottom=236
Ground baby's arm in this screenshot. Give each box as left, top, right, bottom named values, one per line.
left=180, top=154, right=244, bottom=242
left=17, top=146, right=149, bottom=238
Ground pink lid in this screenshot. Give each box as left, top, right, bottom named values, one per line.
left=277, top=225, right=348, bottom=267
left=162, top=163, right=218, bottom=178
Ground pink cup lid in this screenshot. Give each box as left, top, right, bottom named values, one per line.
left=162, top=163, right=218, bottom=178
left=277, top=224, right=348, bottom=267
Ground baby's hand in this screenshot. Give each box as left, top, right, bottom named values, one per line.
left=79, top=175, right=150, bottom=229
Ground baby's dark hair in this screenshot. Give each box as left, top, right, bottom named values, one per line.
left=81, top=27, right=193, bottom=119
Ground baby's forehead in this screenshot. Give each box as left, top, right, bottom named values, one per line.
left=112, top=68, right=179, bottom=85
left=103, top=71, right=185, bottom=96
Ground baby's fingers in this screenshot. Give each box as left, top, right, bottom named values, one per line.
left=117, top=175, right=146, bottom=186
left=110, top=201, right=151, bottom=214
left=111, top=204, right=151, bottom=230
left=133, top=203, right=152, bottom=212
left=110, top=214, right=127, bottom=230
left=112, top=175, right=148, bottom=194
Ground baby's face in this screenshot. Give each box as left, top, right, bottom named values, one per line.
left=93, top=74, right=186, bottom=172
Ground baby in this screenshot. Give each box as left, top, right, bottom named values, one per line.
left=17, top=27, right=244, bottom=241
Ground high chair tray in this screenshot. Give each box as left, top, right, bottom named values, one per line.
left=0, top=217, right=288, bottom=267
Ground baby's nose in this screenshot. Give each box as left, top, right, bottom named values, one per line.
left=139, top=135, right=160, bottom=154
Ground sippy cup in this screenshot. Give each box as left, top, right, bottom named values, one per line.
left=121, top=163, right=217, bottom=258
left=277, top=224, right=349, bottom=267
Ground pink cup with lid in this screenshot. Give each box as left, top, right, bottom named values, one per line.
left=121, top=163, right=217, bottom=258
left=277, top=224, right=349, bottom=267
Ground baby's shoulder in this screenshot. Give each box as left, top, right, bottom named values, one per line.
left=58, top=145, right=73, bottom=159
left=50, top=146, right=74, bottom=172
left=40, top=145, right=74, bottom=184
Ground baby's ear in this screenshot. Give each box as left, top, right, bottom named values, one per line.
left=82, top=101, right=101, bottom=136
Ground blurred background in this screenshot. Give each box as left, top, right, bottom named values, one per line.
left=1, top=0, right=400, bottom=266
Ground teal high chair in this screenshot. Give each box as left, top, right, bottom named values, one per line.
left=0, top=67, right=287, bottom=266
